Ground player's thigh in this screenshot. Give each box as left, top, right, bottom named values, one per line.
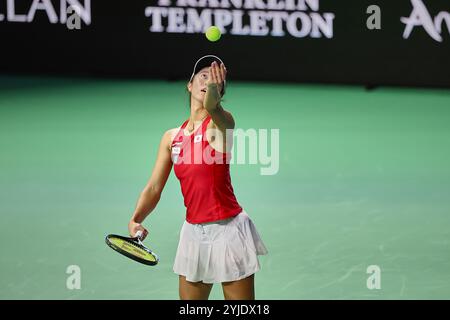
left=179, top=275, right=213, bottom=300
left=221, top=274, right=255, bottom=300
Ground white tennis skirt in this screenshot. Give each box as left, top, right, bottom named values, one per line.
left=173, top=209, right=268, bottom=284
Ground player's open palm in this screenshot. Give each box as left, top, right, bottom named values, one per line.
left=206, top=61, right=226, bottom=97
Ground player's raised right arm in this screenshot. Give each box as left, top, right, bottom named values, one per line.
left=128, top=129, right=174, bottom=239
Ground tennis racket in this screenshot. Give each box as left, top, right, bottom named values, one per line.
left=105, top=230, right=159, bottom=266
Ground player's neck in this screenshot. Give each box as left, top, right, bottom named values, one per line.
left=189, top=103, right=209, bottom=123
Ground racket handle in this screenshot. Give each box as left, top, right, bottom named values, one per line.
left=135, top=230, right=143, bottom=239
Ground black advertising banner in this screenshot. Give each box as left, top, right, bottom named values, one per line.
left=0, top=0, right=449, bottom=87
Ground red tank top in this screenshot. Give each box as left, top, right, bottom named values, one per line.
left=171, top=115, right=242, bottom=224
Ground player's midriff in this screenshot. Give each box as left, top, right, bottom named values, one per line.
left=172, top=115, right=242, bottom=224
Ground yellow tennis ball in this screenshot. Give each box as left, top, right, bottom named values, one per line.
left=206, top=26, right=221, bottom=42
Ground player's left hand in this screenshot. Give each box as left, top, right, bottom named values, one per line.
left=206, top=61, right=226, bottom=97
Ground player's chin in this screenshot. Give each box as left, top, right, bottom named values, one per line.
left=193, top=94, right=205, bottom=103
left=198, top=92, right=206, bottom=99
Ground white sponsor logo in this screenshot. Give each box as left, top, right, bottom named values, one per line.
left=145, top=0, right=335, bottom=38
left=0, top=0, right=91, bottom=26
left=172, top=146, right=181, bottom=154
left=194, top=134, right=203, bottom=143
left=401, top=0, right=450, bottom=42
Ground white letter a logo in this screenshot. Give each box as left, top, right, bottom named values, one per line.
left=401, top=0, right=442, bottom=42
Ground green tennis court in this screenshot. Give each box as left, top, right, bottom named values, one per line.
left=1, top=75, right=450, bottom=299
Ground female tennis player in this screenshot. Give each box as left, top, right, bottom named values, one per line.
left=128, top=55, right=268, bottom=300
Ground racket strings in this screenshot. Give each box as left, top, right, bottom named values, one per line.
left=121, top=239, right=147, bottom=252
left=122, top=239, right=155, bottom=258
left=125, top=239, right=143, bottom=249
